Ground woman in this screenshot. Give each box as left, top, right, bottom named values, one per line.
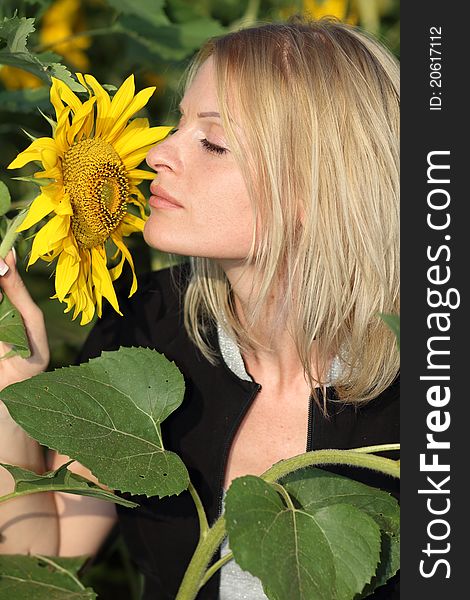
left=0, top=18, right=399, bottom=600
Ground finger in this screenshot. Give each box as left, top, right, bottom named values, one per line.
left=0, top=250, right=40, bottom=318
left=0, top=250, right=49, bottom=364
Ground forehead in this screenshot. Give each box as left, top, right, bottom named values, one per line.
left=182, top=57, right=218, bottom=109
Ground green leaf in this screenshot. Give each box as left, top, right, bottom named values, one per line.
left=0, top=554, right=96, bottom=599
left=379, top=313, right=400, bottom=349
left=106, top=0, right=168, bottom=27
left=282, top=468, right=400, bottom=596
left=0, top=16, right=36, bottom=54
left=225, top=476, right=382, bottom=600
left=0, top=460, right=139, bottom=509
left=0, top=16, right=85, bottom=92
left=177, top=18, right=226, bottom=51
left=166, top=0, right=212, bottom=23
left=44, top=62, right=86, bottom=93
left=0, top=88, right=50, bottom=113
left=0, top=292, right=31, bottom=359
left=0, top=180, right=11, bottom=216
left=114, top=14, right=225, bottom=61
left=12, top=176, right=55, bottom=187
left=0, top=347, right=189, bottom=498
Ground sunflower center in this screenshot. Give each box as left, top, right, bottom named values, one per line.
left=62, top=138, right=129, bottom=249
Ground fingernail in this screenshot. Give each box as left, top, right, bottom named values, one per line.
left=12, top=247, right=17, bottom=264
left=0, top=258, right=9, bottom=276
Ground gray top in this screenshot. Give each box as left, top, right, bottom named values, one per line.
left=219, top=491, right=268, bottom=600
left=217, top=322, right=342, bottom=385
left=216, top=324, right=341, bottom=599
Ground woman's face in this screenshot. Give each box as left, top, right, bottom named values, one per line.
left=144, top=57, right=254, bottom=259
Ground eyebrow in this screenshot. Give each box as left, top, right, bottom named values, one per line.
left=197, top=111, right=221, bottom=118
left=178, top=104, right=220, bottom=119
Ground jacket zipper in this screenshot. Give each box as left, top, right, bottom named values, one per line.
left=306, top=394, right=314, bottom=452
left=216, top=383, right=262, bottom=519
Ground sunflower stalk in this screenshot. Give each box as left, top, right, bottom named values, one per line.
left=176, top=445, right=400, bottom=599
left=0, top=209, right=28, bottom=260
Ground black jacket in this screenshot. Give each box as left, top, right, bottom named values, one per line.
left=76, top=263, right=400, bottom=599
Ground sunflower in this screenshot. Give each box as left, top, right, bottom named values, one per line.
left=0, top=66, right=44, bottom=90
left=40, top=0, right=91, bottom=72
left=8, top=74, right=171, bottom=325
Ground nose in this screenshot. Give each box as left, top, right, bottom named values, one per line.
left=146, top=133, right=181, bottom=174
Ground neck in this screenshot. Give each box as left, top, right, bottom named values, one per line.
left=216, top=258, right=316, bottom=388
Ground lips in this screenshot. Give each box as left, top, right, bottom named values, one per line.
left=149, top=182, right=184, bottom=208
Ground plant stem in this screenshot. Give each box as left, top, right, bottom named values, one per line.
left=271, top=482, right=296, bottom=511
left=244, top=0, right=261, bottom=24
left=349, top=443, right=400, bottom=454
left=0, top=485, right=137, bottom=507
left=198, top=551, right=233, bottom=589
left=229, top=0, right=261, bottom=31
left=262, top=448, right=400, bottom=484
left=188, top=481, right=209, bottom=541
left=0, top=209, right=28, bottom=259
left=175, top=516, right=226, bottom=600
left=176, top=446, right=400, bottom=599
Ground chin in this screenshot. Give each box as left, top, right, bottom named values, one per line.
left=143, top=221, right=186, bottom=255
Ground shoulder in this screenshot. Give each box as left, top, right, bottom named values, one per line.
left=317, top=376, right=399, bottom=451
left=75, top=261, right=191, bottom=364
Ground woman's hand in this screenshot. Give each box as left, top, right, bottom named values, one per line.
left=0, top=249, right=50, bottom=394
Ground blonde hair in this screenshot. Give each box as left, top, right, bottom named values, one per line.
left=179, top=18, right=399, bottom=407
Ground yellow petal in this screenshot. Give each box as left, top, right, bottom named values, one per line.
left=29, top=215, right=70, bottom=265
left=67, top=96, right=96, bottom=144
left=8, top=137, right=58, bottom=169
left=40, top=147, right=58, bottom=170
left=127, top=196, right=147, bottom=219
left=54, top=106, right=72, bottom=154
left=127, top=168, right=158, bottom=181
left=16, top=190, right=60, bottom=232
left=33, top=166, right=63, bottom=181
left=91, top=246, right=122, bottom=316
left=105, top=75, right=135, bottom=118
left=83, top=74, right=111, bottom=137
left=120, top=145, right=156, bottom=171
left=110, top=117, right=149, bottom=154
left=50, top=78, right=65, bottom=121
left=110, top=234, right=138, bottom=296
left=55, top=192, right=73, bottom=216
left=121, top=212, right=146, bottom=235
left=106, top=87, right=157, bottom=143
left=76, top=73, right=89, bottom=95
left=55, top=238, right=80, bottom=301
left=55, top=78, right=83, bottom=114
left=114, top=126, right=172, bottom=160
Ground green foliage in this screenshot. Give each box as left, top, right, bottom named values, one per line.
left=0, top=180, right=11, bottom=215
left=0, top=0, right=399, bottom=374
left=0, top=347, right=189, bottom=497
left=225, top=470, right=399, bottom=600
left=0, top=554, right=95, bottom=599
left=0, top=15, right=85, bottom=91
left=380, top=313, right=400, bottom=349
left=0, top=460, right=138, bottom=508
left=0, top=292, right=31, bottom=359
left=282, top=469, right=400, bottom=594
left=0, top=345, right=399, bottom=599
left=0, top=2, right=400, bottom=597
left=106, top=0, right=168, bottom=27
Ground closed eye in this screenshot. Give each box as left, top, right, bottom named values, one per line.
left=200, top=138, right=228, bottom=155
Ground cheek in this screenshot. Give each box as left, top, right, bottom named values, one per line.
left=193, top=173, right=253, bottom=236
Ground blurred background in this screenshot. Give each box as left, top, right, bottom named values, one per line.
left=0, top=1, right=399, bottom=597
